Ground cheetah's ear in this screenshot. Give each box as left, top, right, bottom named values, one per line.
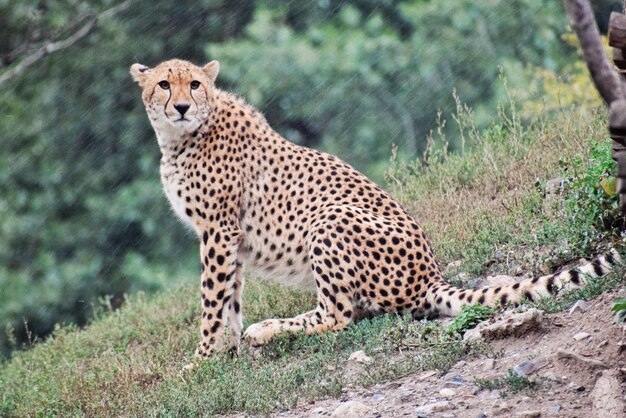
left=202, top=60, right=220, bottom=84
left=130, top=63, right=150, bottom=86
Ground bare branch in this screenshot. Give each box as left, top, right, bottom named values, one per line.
left=564, top=0, right=626, bottom=105
left=0, top=0, right=132, bottom=86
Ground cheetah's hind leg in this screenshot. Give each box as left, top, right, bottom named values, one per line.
left=243, top=305, right=351, bottom=346
left=244, top=259, right=356, bottom=346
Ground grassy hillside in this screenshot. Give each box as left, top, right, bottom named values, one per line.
left=1, top=102, right=624, bottom=417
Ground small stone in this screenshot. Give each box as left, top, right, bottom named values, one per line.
left=477, top=389, right=501, bottom=400
left=493, top=402, right=511, bottom=414
left=544, top=373, right=563, bottom=383
left=348, top=350, right=373, bottom=364
left=568, top=382, right=585, bottom=392
left=475, top=413, right=488, bottom=418
left=515, top=411, right=541, bottom=418
left=573, top=332, right=591, bottom=341
left=331, top=401, right=373, bottom=417
left=371, top=393, right=384, bottom=401
left=310, top=406, right=327, bottom=416
left=569, top=300, right=591, bottom=315
left=513, top=357, right=550, bottom=377
left=548, top=405, right=561, bottom=413
left=442, top=371, right=460, bottom=381
left=483, top=358, right=496, bottom=370
left=439, top=388, right=456, bottom=397
left=416, top=400, right=450, bottom=414
left=441, top=414, right=455, bottom=418
left=511, top=262, right=523, bottom=275
left=326, top=365, right=336, bottom=372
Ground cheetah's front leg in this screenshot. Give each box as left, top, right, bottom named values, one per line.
left=196, top=226, right=241, bottom=358
left=224, top=265, right=244, bottom=352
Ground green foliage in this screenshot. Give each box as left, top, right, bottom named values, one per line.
left=612, top=297, right=626, bottom=323
left=446, top=304, right=495, bottom=336
left=475, top=368, right=542, bottom=397
left=560, top=140, right=621, bottom=247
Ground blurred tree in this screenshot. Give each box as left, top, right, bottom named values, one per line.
left=210, top=0, right=575, bottom=179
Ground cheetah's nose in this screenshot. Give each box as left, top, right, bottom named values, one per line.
left=174, top=103, right=190, bottom=117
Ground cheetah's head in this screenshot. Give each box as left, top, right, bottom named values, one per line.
left=130, top=59, right=219, bottom=145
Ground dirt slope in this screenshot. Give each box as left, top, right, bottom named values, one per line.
left=257, top=288, right=626, bottom=418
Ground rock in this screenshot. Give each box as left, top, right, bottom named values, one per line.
left=544, top=373, right=562, bottom=383
left=513, top=357, right=550, bottom=377
left=484, top=274, right=517, bottom=287
left=556, top=348, right=609, bottom=369
left=477, top=389, right=501, bottom=400
left=573, top=332, right=591, bottom=341
left=330, top=401, right=373, bottom=417
left=548, top=405, right=561, bottom=413
left=568, top=382, right=586, bottom=392
left=591, top=370, right=623, bottom=417
left=493, top=402, right=511, bottom=414
left=483, top=358, right=496, bottom=371
left=439, top=388, right=456, bottom=397
left=515, top=411, right=541, bottom=418
left=442, top=371, right=460, bottom=381
left=415, top=400, right=450, bottom=414
left=371, top=393, right=384, bottom=401
left=348, top=350, right=373, bottom=364
left=568, top=300, right=591, bottom=315
left=464, top=308, right=543, bottom=341
left=416, top=370, right=437, bottom=381
left=310, top=406, right=328, bottom=416
left=475, top=413, right=488, bottom=418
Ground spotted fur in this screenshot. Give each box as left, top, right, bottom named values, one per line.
left=131, top=59, right=622, bottom=356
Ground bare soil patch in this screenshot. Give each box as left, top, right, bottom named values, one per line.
left=258, top=287, right=626, bottom=418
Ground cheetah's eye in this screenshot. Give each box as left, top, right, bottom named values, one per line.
left=158, top=80, right=170, bottom=90
left=190, top=80, right=200, bottom=90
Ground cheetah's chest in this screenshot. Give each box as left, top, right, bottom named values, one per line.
left=160, top=161, right=195, bottom=230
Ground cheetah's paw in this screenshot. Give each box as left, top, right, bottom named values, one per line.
left=244, top=319, right=286, bottom=346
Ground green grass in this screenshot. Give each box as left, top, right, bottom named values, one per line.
left=475, top=368, right=543, bottom=397
left=0, top=281, right=484, bottom=416
left=2, top=99, right=625, bottom=416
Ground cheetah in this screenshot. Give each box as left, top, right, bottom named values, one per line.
left=130, top=58, right=621, bottom=358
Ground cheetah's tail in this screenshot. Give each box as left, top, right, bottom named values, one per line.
left=433, top=248, right=623, bottom=317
